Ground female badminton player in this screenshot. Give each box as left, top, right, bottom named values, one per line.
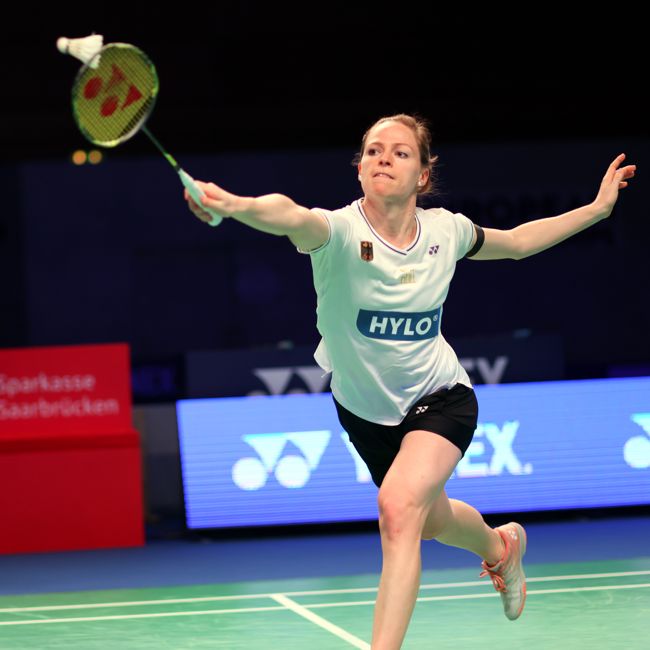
left=184, top=114, right=636, bottom=650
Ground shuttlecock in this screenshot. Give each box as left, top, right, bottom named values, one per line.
left=57, top=34, right=104, bottom=68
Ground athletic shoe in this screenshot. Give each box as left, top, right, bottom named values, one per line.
left=479, top=522, right=527, bottom=620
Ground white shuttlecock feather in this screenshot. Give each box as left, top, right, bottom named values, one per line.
left=57, top=34, right=104, bottom=68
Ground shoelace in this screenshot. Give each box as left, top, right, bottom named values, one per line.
left=480, top=565, right=507, bottom=592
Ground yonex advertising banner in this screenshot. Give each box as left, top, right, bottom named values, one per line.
left=177, top=377, right=650, bottom=529
left=184, top=333, right=564, bottom=399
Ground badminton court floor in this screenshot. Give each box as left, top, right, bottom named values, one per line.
left=1, top=556, right=648, bottom=649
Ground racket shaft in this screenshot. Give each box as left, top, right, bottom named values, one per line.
left=142, top=126, right=180, bottom=170
left=142, top=126, right=222, bottom=227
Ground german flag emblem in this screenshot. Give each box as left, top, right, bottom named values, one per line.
left=361, top=241, right=373, bottom=262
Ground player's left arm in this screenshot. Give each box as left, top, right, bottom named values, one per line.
left=467, top=154, right=636, bottom=261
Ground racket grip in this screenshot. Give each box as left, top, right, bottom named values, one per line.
left=178, top=169, right=223, bottom=227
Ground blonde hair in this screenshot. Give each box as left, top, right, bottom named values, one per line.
left=352, top=114, right=438, bottom=196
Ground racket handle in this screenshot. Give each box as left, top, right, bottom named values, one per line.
left=178, top=169, right=223, bottom=227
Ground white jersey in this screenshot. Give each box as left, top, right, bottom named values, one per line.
left=302, top=199, right=476, bottom=425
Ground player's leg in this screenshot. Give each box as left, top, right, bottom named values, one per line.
left=370, top=430, right=460, bottom=650
left=421, top=491, right=504, bottom=564
left=422, top=490, right=528, bottom=621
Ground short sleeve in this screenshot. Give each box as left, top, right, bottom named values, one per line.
left=450, top=212, right=476, bottom=261
left=297, top=206, right=351, bottom=255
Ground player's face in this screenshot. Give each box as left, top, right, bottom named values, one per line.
left=358, top=121, right=428, bottom=200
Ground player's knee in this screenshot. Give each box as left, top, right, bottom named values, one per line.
left=377, top=491, right=421, bottom=542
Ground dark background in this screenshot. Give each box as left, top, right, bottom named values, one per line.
left=3, top=6, right=647, bottom=161
left=1, top=5, right=648, bottom=395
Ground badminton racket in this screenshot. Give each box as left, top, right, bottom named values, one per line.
left=69, top=42, right=222, bottom=226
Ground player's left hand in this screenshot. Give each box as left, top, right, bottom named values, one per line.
left=593, top=154, right=636, bottom=219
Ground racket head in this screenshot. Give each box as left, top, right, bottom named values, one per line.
left=71, top=42, right=159, bottom=148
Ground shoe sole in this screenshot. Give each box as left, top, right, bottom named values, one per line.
left=510, top=522, right=527, bottom=620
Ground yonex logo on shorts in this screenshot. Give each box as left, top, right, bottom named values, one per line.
left=356, top=306, right=442, bottom=341
left=415, top=406, right=428, bottom=414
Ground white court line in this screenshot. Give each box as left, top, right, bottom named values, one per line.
left=291, top=570, right=650, bottom=597
left=416, top=582, right=650, bottom=604
left=0, top=583, right=649, bottom=627
left=2, top=569, right=648, bottom=614
left=0, top=605, right=285, bottom=626
left=271, top=594, right=370, bottom=650
left=305, top=583, right=650, bottom=608
left=0, top=593, right=271, bottom=614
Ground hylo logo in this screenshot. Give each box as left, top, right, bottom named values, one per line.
left=357, top=307, right=442, bottom=341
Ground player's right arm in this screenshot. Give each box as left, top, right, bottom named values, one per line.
left=185, top=181, right=329, bottom=251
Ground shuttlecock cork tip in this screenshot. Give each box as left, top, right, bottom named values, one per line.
left=56, top=34, right=104, bottom=68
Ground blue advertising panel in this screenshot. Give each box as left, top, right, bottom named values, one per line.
left=177, top=377, right=650, bottom=529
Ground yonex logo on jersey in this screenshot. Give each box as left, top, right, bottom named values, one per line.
left=429, top=245, right=439, bottom=255
left=357, top=307, right=442, bottom=341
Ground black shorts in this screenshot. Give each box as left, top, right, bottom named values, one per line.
left=333, top=383, right=479, bottom=487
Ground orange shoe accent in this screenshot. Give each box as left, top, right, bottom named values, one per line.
left=479, top=522, right=527, bottom=620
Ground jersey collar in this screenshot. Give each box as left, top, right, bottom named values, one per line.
left=356, top=199, right=421, bottom=256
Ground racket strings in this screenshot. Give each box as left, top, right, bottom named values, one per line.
left=73, top=44, right=158, bottom=147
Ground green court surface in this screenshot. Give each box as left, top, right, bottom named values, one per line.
left=1, top=558, right=648, bottom=649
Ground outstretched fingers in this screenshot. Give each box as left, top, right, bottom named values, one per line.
left=607, top=154, right=636, bottom=190
left=616, top=167, right=637, bottom=190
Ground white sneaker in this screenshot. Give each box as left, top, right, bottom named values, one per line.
left=479, top=522, right=527, bottom=620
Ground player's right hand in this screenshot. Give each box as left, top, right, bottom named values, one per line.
left=184, top=181, right=240, bottom=223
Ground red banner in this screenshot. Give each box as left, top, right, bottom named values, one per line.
left=0, top=343, right=143, bottom=553
left=0, top=343, right=132, bottom=437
